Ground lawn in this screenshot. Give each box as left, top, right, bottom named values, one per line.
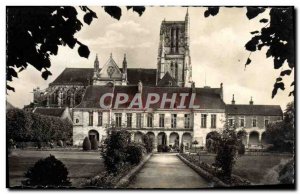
left=8, top=149, right=105, bottom=188
left=191, top=153, right=293, bottom=185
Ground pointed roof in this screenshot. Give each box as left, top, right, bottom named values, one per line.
left=157, top=72, right=178, bottom=87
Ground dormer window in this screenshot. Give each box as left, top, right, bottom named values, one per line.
left=169, top=81, right=172, bottom=86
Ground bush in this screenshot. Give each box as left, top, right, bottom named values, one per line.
left=90, top=137, right=98, bottom=150
left=101, top=130, right=131, bottom=173
left=126, top=143, right=144, bottom=165
left=24, top=155, right=70, bottom=187
left=157, top=145, right=170, bottom=152
left=278, top=159, right=294, bottom=184
left=142, top=134, right=154, bottom=153
left=82, top=137, right=91, bottom=151
left=180, top=143, right=184, bottom=153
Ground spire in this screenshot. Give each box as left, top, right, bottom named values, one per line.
left=122, top=54, right=127, bottom=74
left=231, top=94, right=235, bottom=105
left=185, top=7, right=189, bottom=18
left=110, top=53, right=112, bottom=58
left=250, top=96, right=254, bottom=105
left=94, top=54, right=99, bottom=71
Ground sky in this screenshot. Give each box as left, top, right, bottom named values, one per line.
left=6, top=6, right=294, bottom=109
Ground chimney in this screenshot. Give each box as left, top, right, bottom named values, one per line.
left=231, top=94, right=235, bottom=105
left=220, top=82, right=223, bottom=100
left=249, top=96, right=254, bottom=105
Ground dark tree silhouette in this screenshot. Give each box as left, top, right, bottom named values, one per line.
left=6, top=6, right=145, bottom=92
left=204, top=6, right=295, bottom=98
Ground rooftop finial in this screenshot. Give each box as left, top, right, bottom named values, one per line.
left=110, top=53, right=112, bottom=58
left=250, top=96, right=254, bottom=105
left=231, top=94, right=235, bottom=105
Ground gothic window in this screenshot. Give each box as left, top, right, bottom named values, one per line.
left=176, top=28, right=179, bottom=53
left=159, top=114, right=165, bottom=128
left=170, top=61, right=174, bottom=77
left=170, top=28, right=174, bottom=49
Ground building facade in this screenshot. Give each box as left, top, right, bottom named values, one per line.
left=27, top=10, right=283, bottom=150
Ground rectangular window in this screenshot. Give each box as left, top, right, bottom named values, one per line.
left=228, top=118, right=233, bottom=127
left=126, top=113, right=132, bottom=128
left=159, top=114, right=165, bottom=128
left=184, top=114, right=191, bottom=128
left=211, top=114, right=216, bottom=128
left=201, top=114, right=207, bottom=128
left=147, top=113, right=153, bottom=127
left=265, top=119, right=269, bottom=128
left=115, top=113, right=122, bottom=127
left=240, top=117, right=245, bottom=127
left=98, top=112, right=102, bottom=126
left=252, top=117, right=257, bottom=127
left=136, top=113, right=143, bottom=128
left=171, top=114, right=177, bottom=128
left=88, top=112, right=93, bottom=126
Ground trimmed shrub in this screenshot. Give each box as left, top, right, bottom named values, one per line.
left=126, top=143, right=144, bottom=165
left=157, top=145, right=170, bottom=152
left=82, top=137, right=91, bottom=151
left=57, top=140, right=64, bottom=147
left=91, top=137, right=98, bottom=150
left=24, top=155, right=70, bottom=187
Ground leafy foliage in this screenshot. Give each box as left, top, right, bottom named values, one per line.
left=265, top=101, right=294, bottom=153
left=82, top=137, right=91, bottom=151
left=142, top=134, right=154, bottom=153
left=214, top=127, right=238, bottom=179
left=206, top=131, right=221, bottom=153
left=204, top=6, right=295, bottom=98
left=126, top=143, right=145, bottom=165
left=24, top=155, right=70, bottom=187
left=101, top=130, right=131, bottom=173
left=278, top=159, right=294, bottom=184
left=6, top=6, right=145, bottom=92
left=6, top=109, right=72, bottom=145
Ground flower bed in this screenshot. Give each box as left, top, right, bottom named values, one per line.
left=179, top=153, right=251, bottom=186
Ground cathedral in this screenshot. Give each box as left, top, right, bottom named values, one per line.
left=28, top=10, right=283, bottom=150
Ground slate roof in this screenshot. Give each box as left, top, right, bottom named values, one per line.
left=75, top=85, right=225, bottom=110
left=34, top=107, right=65, bottom=117
left=226, top=104, right=283, bottom=116
left=157, top=72, right=178, bottom=87
left=50, top=68, right=157, bottom=86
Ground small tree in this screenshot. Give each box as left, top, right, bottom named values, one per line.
left=24, top=155, right=70, bottom=187
left=90, top=137, right=98, bottom=150
left=101, top=130, right=131, bottom=173
left=82, top=137, right=91, bottom=151
left=214, top=127, right=238, bottom=179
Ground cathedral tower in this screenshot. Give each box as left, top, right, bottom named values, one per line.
left=157, top=9, right=192, bottom=87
